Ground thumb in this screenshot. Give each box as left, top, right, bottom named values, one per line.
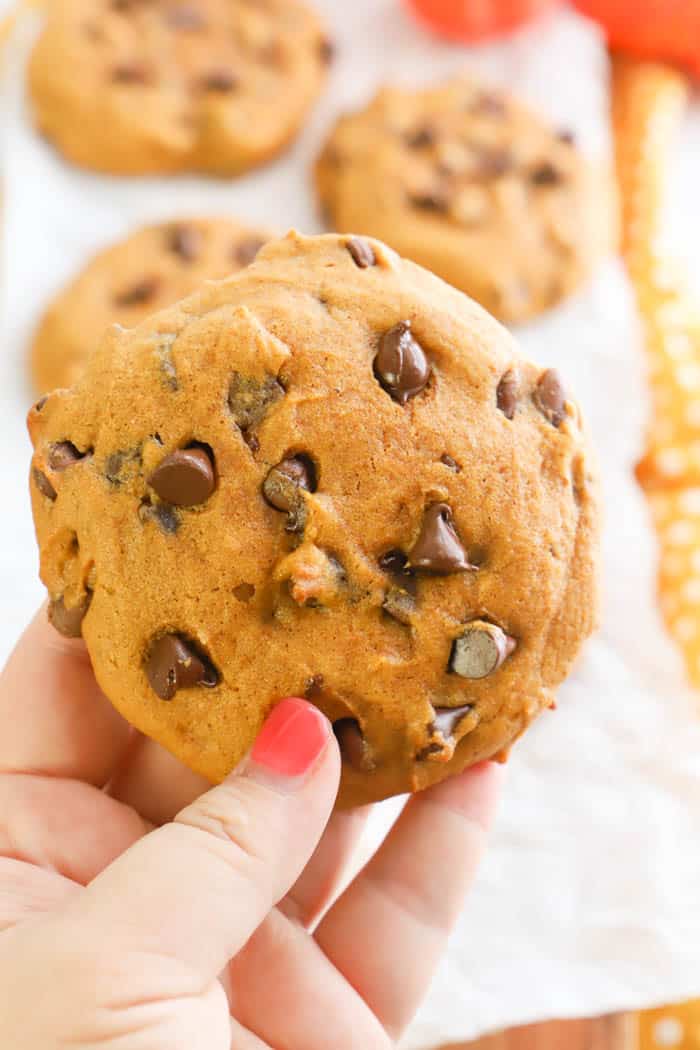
left=74, top=698, right=339, bottom=981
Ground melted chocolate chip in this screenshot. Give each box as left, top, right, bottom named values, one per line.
left=305, top=673, right=325, bottom=699
left=497, top=368, right=520, bottom=420
left=530, top=162, right=562, bottom=186
left=450, top=622, right=516, bottom=679
left=374, top=321, right=431, bottom=405
left=112, top=62, right=151, bottom=84
left=440, top=453, right=461, bottom=473
left=115, top=276, right=160, bottom=307
left=346, top=237, right=376, bottom=269
left=228, top=372, right=284, bottom=430
left=263, top=457, right=315, bottom=532
left=471, top=91, right=507, bottom=117
left=410, top=191, right=448, bottom=213
left=168, top=225, right=201, bottom=262
left=234, top=237, right=265, bottom=267
left=48, top=593, right=92, bottom=638
left=33, top=468, right=56, bottom=501
left=145, top=634, right=218, bottom=700
left=379, top=549, right=410, bottom=576
left=166, top=5, right=206, bottom=29
left=48, top=442, right=86, bottom=471
left=318, top=36, right=335, bottom=63
left=202, top=69, right=239, bottom=92
left=409, top=504, right=474, bottom=574
left=139, top=498, right=180, bottom=534
left=333, top=718, right=374, bottom=772
left=105, top=448, right=141, bottom=485
left=475, top=148, right=513, bottom=179
left=34, top=396, right=48, bottom=413
left=148, top=446, right=216, bottom=507
left=557, top=129, right=576, bottom=145
left=233, top=582, right=256, bottom=602
left=406, top=125, right=436, bottom=149
left=534, top=368, right=566, bottom=427
left=432, top=703, right=474, bottom=741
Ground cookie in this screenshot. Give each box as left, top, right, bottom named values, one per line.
left=31, top=218, right=271, bottom=393
left=316, top=75, right=614, bottom=323
left=28, top=0, right=330, bottom=175
left=28, top=232, right=600, bottom=808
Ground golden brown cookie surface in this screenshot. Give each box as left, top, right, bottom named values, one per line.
left=31, top=218, right=271, bottom=393
left=29, top=0, right=329, bottom=175
left=28, top=232, right=600, bottom=807
left=316, top=76, right=614, bottom=323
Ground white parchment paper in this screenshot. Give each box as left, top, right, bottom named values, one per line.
left=2, top=4, right=700, bottom=1045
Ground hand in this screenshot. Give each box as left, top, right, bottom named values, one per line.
left=0, top=609, right=503, bottom=1049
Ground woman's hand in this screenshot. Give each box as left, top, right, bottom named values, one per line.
left=0, top=609, right=503, bottom=1049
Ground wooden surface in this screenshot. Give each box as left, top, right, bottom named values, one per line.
left=440, top=1014, right=638, bottom=1049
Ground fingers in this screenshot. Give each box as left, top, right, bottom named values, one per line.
left=283, top=805, right=372, bottom=927
left=75, top=699, right=340, bottom=982
left=109, top=734, right=211, bottom=825
left=0, top=608, right=131, bottom=786
left=0, top=774, right=148, bottom=884
left=0, top=858, right=80, bottom=932
left=315, top=761, right=505, bottom=1040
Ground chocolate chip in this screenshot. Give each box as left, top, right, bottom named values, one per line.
left=406, top=125, right=436, bottom=149
left=379, top=549, right=410, bottom=576
left=244, top=432, right=260, bottom=454
left=34, top=396, right=48, bottom=413
left=530, top=162, right=562, bottom=186
left=318, top=36, right=335, bottom=63
left=115, top=276, right=160, bottom=307
left=440, top=453, right=461, bottom=472
left=471, top=91, right=507, bottom=117
left=105, top=448, right=141, bottom=485
left=234, top=237, right=265, bottom=267
left=33, top=468, right=56, bottom=501
left=168, top=225, right=201, bottom=262
left=263, top=456, right=315, bottom=532
left=202, top=69, right=239, bottom=92
left=233, top=583, right=255, bottom=603
left=409, top=504, right=474, bottom=574
left=497, top=368, right=520, bottom=420
left=333, top=719, right=374, bottom=772
left=48, top=442, right=86, bottom=471
left=533, top=368, right=566, bottom=427
left=148, top=446, right=215, bottom=507
left=48, top=593, right=92, bottom=638
left=305, top=673, right=324, bottom=699
left=475, top=148, right=513, bottom=179
left=432, top=703, right=474, bottom=741
left=410, top=191, right=448, bottom=213
left=450, top=622, right=516, bottom=679
left=139, top=498, right=180, bottom=534
left=166, top=5, right=205, bottom=29
left=382, top=587, right=415, bottom=625
left=228, top=372, right=284, bottom=430
left=112, top=62, right=151, bottom=84
left=374, top=321, right=431, bottom=405
left=557, top=129, right=576, bottom=145
left=145, top=634, right=218, bottom=701
left=346, top=237, right=376, bottom=269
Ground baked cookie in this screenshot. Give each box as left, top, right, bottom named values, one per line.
left=316, top=75, right=614, bottom=323
left=28, top=0, right=330, bottom=175
left=31, top=218, right=271, bottom=394
left=28, top=232, right=600, bottom=808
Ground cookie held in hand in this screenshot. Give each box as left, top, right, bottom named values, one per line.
left=28, top=232, right=600, bottom=807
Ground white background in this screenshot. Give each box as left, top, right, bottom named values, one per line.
left=2, top=3, right=700, bottom=1046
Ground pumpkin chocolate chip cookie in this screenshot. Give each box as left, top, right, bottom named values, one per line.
left=28, top=232, right=600, bottom=807
left=31, top=218, right=271, bottom=393
left=28, top=0, right=330, bottom=175
left=316, top=75, right=615, bottom=323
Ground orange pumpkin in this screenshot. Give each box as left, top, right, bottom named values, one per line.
left=403, top=0, right=556, bottom=42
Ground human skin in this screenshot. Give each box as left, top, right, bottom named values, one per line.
left=0, top=609, right=503, bottom=1049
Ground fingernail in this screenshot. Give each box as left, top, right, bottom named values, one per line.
left=244, top=698, right=330, bottom=790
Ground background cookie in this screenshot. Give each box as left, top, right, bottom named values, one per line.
left=31, top=217, right=271, bottom=393
left=29, top=0, right=330, bottom=175
left=316, top=75, right=614, bottom=323
left=28, top=232, right=599, bottom=808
